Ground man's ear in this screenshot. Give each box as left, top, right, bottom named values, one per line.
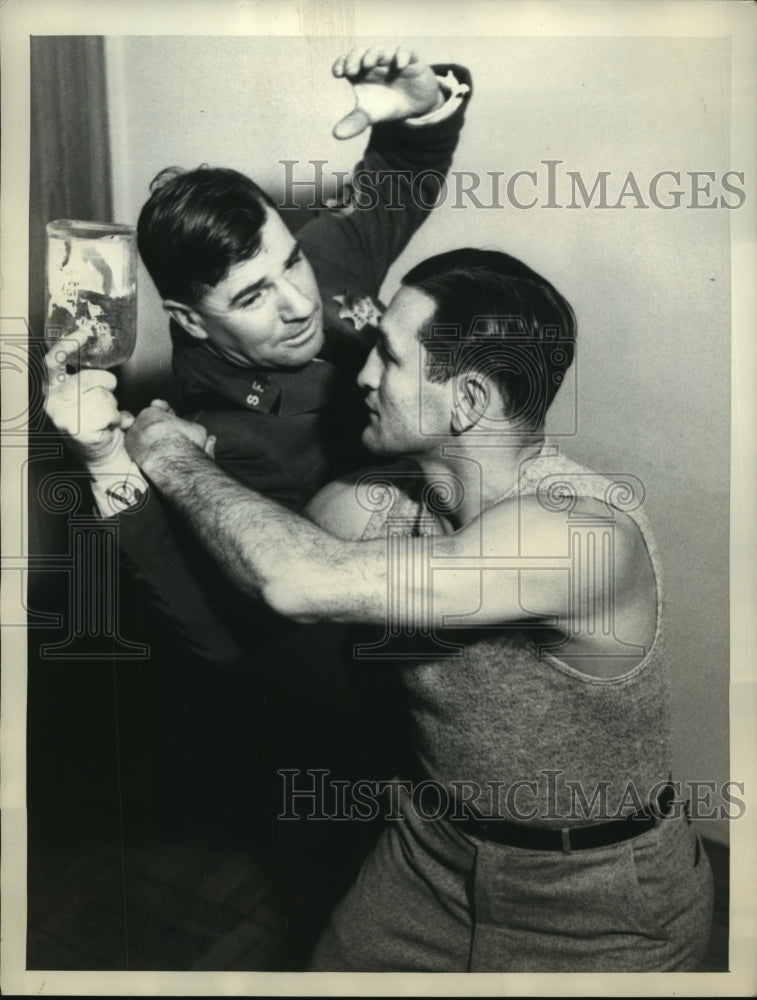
left=451, top=372, right=490, bottom=434
left=163, top=299, right=209, bottom=341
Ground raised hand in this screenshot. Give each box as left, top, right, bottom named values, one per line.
left=332, top=45, right=443, bottom=140
left=44, top=331, right=134, bottom=468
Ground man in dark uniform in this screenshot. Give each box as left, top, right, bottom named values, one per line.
left=100, top=45, right=472, bottom=664
left=44, top=44, right=472, bottom=963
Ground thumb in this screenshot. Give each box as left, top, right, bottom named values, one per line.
left=333, top=106, right=371, bottom=140
left=149, top=398, right=175, bottom=414
left=120, top=410, right=136, bottom=430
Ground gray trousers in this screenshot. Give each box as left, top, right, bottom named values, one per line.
left=308, top=786, right=714, bottom=972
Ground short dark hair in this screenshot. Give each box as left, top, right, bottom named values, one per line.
left=137, top=166, right=275, bottom=304
left=402, top=248, right=576, bottom=431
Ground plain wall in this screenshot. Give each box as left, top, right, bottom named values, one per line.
left=104, top=34, right=731, bottom=841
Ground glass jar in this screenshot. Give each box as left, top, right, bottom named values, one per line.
left=45, top=220, right=137, bottom=369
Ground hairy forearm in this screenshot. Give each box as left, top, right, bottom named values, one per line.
left=141, top=441, right=574, bottom=632
left=141, top=441, right=379, bottom=622
left=146, top=446, right=305, bottom=598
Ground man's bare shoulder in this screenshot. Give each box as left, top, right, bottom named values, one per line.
left=303, top=474, right=372, bottom=539
left=304, top=460, right=422, bottom=540
left=481, top=492, right=649, bottom=559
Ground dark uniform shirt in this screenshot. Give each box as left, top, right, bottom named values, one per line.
left=170, top=326, right=374, bottom=510
left=117, top=65, right=472, bottom=668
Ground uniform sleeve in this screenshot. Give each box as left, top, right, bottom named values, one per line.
left=298, top=64, right=473, bottom=306
left=115, top=489, right=252, bottom=663
left=195, top=409, right=323, bottom=509
left=113, top=438, right=298, bottom=665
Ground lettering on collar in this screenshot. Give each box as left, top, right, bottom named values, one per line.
left=246, top=374, right=271, bottom=407
left=333, top=292, right=382, bottom=331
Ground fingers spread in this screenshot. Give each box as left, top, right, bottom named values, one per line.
left=343, top=46, right=362, bottom=77
left=333, top=107, right=371, bottom=141
left=334, top=44, right=421, bottom=82
left=393, top=47, right=414, bottom=71
left=361, top=46, right=386, bottom=70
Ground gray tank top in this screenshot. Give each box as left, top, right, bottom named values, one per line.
left=357, top=446, right=670, bottom=826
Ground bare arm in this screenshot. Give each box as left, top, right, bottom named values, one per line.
left=127, top=420, right=367, bottom=618
left=127, top=408, right=644, bottom=634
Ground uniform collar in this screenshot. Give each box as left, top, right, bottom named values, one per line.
left=171, top=324, right=344, bottom=415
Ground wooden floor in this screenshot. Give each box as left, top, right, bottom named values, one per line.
left=26, top=705, right=731, bottom=976
left=27, top=821, right=729, bottom=973
left=25, top=609, right=729, bottom=973
left=28, top=823, right=290, bottom=970
left=25, top=639, right=378, bottom=972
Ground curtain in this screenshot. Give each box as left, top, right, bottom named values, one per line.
left=27, top=37, right=113, bottom=605
left=29, top=35, right=112, bottom=339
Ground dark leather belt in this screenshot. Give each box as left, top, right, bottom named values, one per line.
left=426, top=782, right=676, bottom=852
